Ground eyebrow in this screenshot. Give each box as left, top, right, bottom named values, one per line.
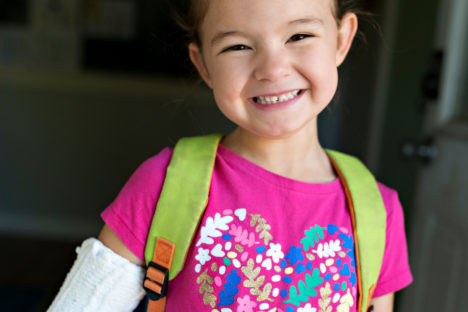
left=288, top=17, right=325, bottom=27
left=211, top=30, right=243, bottom=47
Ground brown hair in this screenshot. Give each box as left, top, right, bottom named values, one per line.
left=173, top=0, right=374, bottom=48
left=332, top=0, right=376, bottom=45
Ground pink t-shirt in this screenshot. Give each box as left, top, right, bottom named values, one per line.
left=102, top=145, right=412, bottom=312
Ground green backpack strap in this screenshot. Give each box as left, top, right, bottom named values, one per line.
left=326, top=149, right=386, bottom=312
left=144, top=133, right=223, bottom=280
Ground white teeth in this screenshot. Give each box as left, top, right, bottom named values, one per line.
left=255, top=90, right=301, bottom=105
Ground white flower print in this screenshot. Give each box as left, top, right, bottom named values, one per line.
left=313, top=239, right=341, bottom=258
left=298, top=303, right=316, bottom=312
left=196, top=213, right=233, bottom=246
left=195, top=247, right=211, bottom=265
left=266, top=243, right=284, bottom=263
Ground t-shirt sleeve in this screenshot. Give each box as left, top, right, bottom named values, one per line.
left=101, top=147, right=174, bottom=263
left=373, top=182, right=413, bottom=297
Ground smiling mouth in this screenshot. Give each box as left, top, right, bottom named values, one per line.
left=253, top=89, right=303, bottom=105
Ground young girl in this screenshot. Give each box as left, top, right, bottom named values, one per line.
left=48, top=0, right=412, bottom=311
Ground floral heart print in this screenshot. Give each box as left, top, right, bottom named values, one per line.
left=193, top=208, right=357, bottom=312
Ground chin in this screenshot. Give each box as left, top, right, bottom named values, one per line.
left=249, top=122, right=310, bottom=140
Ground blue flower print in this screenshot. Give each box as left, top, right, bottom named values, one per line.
left=349, top=272, right=357, bottom=286
left=217, top=269, right=241, bottom=306
left=339, top=233, right=356, bottom=268
left=285, top=245, right=304, bottom=265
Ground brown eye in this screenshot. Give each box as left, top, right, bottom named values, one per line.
left=222, top=45, right=250, bottom=52
left=288, top=34, right=312, bottom=42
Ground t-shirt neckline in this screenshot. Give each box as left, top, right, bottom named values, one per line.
left=216, top=144, right=342, bottom=194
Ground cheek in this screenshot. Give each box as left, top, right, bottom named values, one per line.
left=298, top=47, right=338, bottom=107
left=210, top=58, right=251, bottom=115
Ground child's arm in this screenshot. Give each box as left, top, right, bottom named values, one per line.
left=46, top=225, right=146, bottom=312
left=369, top=292, right=394, bottom=312
left=98, top=224, right=145, bottom=267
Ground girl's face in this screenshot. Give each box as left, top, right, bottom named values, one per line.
left=190, top=0, right=357, bottom=140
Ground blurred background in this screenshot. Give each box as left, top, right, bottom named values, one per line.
left=0, top=0, right=467, bottom=311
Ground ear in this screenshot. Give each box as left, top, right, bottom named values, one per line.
left=335, top=13, right=358, bottom=66
left=189, top=43, right=213, bottom=88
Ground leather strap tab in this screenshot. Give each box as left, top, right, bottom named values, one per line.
left=153, top=238, right=175, bottom=269
left=146, top=237, right=175, bottom=312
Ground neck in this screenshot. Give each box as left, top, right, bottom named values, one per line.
left=221, top=119, right=337, bottom=183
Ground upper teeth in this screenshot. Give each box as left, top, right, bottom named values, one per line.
left=256, top=90, right=301, bottom=104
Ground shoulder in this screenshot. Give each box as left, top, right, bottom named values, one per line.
left=375, top=181, right=408, bottom=247
left=134, top=147, right=174, bottom=178
left=115, top=146, right=175, bottom=204
left=122, top=147, right=174, bottom=189
left=376, top=182, right=398, bottom=201
left=108, top=146, right=174, bottom=197
left=104, top=146, right=174, bottom=208
left=376, top=181, right=403, bottom=223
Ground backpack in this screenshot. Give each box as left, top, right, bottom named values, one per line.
left=142, top=134, right=386, bottom=312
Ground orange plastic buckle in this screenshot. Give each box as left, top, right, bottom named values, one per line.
left=143, top=262, right=169, bottom=301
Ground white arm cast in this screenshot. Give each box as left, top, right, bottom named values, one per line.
left=47, top=238, right=146, bottom=312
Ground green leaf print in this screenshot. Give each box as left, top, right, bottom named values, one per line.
left=298, top=268, right=323, bottom=297
left=283, top=285, right=308, bottom=307
left=283, top=269, right=323, bottom=307
left=298, top=280, right=315, bottom=297
left=300, top=225, right=326, bottom=251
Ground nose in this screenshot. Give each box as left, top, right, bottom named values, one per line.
left=254, top=47, right=292, bottom=82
